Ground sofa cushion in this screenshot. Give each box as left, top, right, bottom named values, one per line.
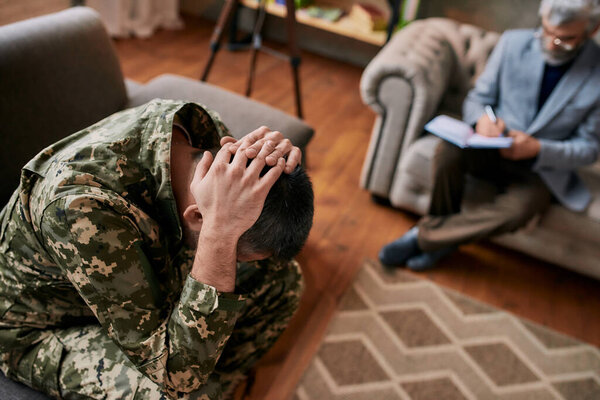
left=0, top=372, right=49, bottom=400
left=579, top=163, right=600, bottom=221
left=389, top=135, right=438, bottom=213
left=127, top=74, right=314, bottom=149
left=125, top=78, right=144, bottom=98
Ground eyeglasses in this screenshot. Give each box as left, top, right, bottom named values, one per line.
left=534, top=26, right=578, bottom=51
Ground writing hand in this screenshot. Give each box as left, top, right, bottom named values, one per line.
left=476, top=114, right=507, bottom=137
left=220, top=126, right=302, bottom=174
left=499, top=130, right=541, bottom=160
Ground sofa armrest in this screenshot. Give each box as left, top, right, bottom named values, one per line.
left=360, top=20, right=454, bottom=119
left=359, top=19, right=456, bottom=196
left=127, top=74, right=314, bottom=152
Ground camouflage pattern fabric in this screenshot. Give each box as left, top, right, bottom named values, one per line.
left=0, top=99, right=303, bottom=399
left=25, top=259, right=302, bottom=400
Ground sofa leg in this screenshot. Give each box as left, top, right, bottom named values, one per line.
left=371, top=194, right=391, bottom=206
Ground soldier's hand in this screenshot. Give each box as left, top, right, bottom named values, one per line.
left=190, top=142, right=285, bottom=239
left=220, top=126, right=302, bottom=174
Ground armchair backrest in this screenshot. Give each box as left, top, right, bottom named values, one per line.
left=428, top=18, right=500, bottom=116
left=0, top=7, right=127, bottom=205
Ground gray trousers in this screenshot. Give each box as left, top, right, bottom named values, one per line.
left=417, top=141, right=552, bottom=252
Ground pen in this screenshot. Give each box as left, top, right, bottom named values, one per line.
left=484, top=105, right=508, bottom=136
left=484, top=105, right=497, bottom=123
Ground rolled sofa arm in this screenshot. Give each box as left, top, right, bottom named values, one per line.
left=359, top=19, right=457, bottom=197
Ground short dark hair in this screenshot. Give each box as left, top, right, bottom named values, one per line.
left=238, top=166, right=314, bottom=261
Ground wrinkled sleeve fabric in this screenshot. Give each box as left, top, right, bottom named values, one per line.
left=40, top=195, right=246, bottom=395
left=462, top=33, right=509, bottom=126
left=533, top=102, right=600, bottom=171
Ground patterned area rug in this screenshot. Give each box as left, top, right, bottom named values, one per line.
left=293, top=259, right=600, bottom=400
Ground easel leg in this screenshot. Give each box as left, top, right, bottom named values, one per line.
left=246, top=0, right=268, bottom=97
left=201, top=0, right=304, bottom=119
left=201, top=0, right=238, bottom=81
left=284, top=0, right=303, bottom=119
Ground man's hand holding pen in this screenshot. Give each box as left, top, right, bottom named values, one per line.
left=476, top=105, right=541, bottom=160
left=476, top=105, right=508, bottom=137
left=500, top=130, right=541, bottom=160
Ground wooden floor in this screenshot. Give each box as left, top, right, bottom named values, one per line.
left=114, top=15, right=600, bottom=399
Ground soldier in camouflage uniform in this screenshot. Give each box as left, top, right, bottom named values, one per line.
left=0, top=99, right=314, bottom=399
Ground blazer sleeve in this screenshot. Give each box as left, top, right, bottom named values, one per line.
left=462, top=33, right=509, bottom=126
left=40, top=194, right=246, bottom=396
left=534, top=101, right=600, bottom=171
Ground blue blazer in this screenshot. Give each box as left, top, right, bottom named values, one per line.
left=463, top=29, right=600, bottom=211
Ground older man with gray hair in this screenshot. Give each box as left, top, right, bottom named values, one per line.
left=380, top=0, right=600, bottom=270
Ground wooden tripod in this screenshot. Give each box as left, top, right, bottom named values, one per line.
left=200, top=0, right=304, bottom=119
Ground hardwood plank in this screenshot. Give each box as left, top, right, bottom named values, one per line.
left=112, top=14, right=600, bottom=400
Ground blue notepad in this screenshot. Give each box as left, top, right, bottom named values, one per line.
left=425, top=115, right=513, bottom=149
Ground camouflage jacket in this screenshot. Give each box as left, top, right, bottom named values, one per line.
left=0, top=99, right=250, bottom=394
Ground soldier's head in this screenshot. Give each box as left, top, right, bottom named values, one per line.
left=236, top=165, right=314, bottom=261
left=537, top=0, right=600, bottom=65
left=171, top=129, right=314, bottom=262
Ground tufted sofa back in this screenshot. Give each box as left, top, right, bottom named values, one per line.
left=425, top=18, right=500, bottom=116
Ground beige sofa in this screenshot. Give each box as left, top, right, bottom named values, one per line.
left=359, top=18, right=600, bottom=280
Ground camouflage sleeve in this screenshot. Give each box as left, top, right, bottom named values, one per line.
left=40, top=195, right=247, bottom=394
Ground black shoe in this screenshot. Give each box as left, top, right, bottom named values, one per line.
left=378, top=227, right=421, bottom=266
left=406, top=246, right=456, bottom=271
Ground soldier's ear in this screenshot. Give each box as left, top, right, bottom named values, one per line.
left=182, top=204, right=203, bottom=232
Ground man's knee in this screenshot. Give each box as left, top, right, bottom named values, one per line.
left=433, top=140, right=464, bottom=174
left=57, top=325, right=146, bottom=399
left=0, top=330, right=65, bottom=398
left=497, top=191, right=550, bottom=232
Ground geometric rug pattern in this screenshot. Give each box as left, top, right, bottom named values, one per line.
left=293, top=259, right=600, bottom=400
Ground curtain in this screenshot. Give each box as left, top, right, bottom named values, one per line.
left=86, top=0, right=183, bottom=38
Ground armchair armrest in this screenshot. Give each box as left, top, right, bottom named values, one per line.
left=360, top=19, right=457, bottom=195
left=360, top=19, right=455, bottom=119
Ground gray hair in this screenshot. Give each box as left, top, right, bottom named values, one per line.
left=539, top=0, right=600, bottom=29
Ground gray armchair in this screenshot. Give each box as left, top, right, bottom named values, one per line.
left=360, top=18, right=600, bottom=279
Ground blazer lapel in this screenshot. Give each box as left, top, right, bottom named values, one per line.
left=527, top=41, right=595, bottom=134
